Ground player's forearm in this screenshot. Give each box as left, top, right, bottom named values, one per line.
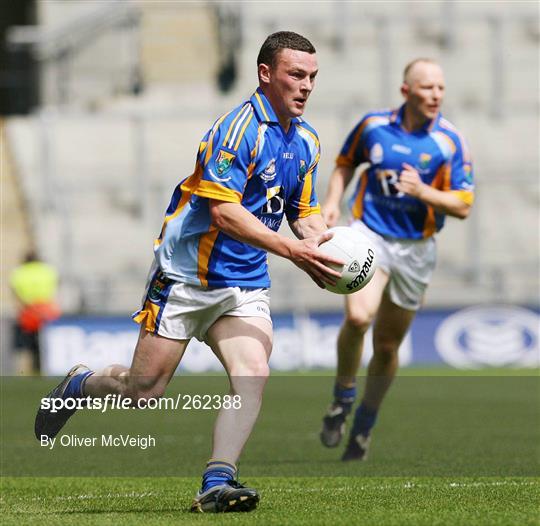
left=324, top=165, right=355, bottom=206
left=210, top=201, right=295, bottom=259
left=289, top=214, right=328, bottom=240
left=418, top=186, right=471, bottom=219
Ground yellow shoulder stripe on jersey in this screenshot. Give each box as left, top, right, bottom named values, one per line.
left=233, top=113, right=254, bottom=151
left=204, top=112, right=230, bottom=166
left=451, top=190, right=474, bottom=205
left=221, top=105, right=253, bottom=152
left=435, top=131, right=457, bottom=156
left=246, top=161, right=256, bottom=181
left=197, top=229, right=220, bottom=287
left=345, top=117, right=383, bottom=162
left=222, top=104, right=249, bottom=148
left=295, top=124, right=320, bottom=149
left=246, top=125, right=263, bottom=181
left=193, top=180, right=242, bottom=203
left=440, top=120, right=472, bottom=163
left=254, top=91, right=270, bottom=121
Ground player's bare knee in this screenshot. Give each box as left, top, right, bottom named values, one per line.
left=345, top=311, right=374, bottom=333
left=373, top=341, right=399, bottom=360
left=245, top=362, right=271, bottom=378
left=230, top=361, right=270, bottom=380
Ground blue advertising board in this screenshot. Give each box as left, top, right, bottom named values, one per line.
left=41, top=305, right=539, bottom=375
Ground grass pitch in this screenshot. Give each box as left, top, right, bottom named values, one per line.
left=3, top=476, right=539, bottom=526
left=2, top=368, right=539, bottom=525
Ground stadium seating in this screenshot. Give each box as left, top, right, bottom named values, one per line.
left=4, top=1, right=538, bottom=314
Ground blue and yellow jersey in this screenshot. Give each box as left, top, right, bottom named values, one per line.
left=337, top=105, right=474, bottom=239
left=153, top=88, right=321, bottom=288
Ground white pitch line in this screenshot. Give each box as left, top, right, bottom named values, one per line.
left=30, top=491, right=159, bottom=502
left=11, top=480, right=538, bottom=504
left=272, top=480, right=539, bottom=493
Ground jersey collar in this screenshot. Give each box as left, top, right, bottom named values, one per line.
left=391, top=103, right=440, bottom=133
left=250, top=87, right=301, bottom=127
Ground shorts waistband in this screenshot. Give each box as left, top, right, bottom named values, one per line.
left=380, top=234, right=432, bottom=243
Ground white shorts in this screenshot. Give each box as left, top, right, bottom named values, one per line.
left=133, top=265, right=271, bottom=342
left=351, top=220, right=437, bottom=310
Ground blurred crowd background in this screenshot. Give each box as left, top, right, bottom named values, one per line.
left=1, top=1, right=538, bottom=373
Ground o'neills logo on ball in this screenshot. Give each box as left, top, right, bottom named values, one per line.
left=348, top=260, right=360, bottom=273
left=346, top=249, right=375, bottom=291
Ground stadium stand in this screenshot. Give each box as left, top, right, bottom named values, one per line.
left=1, top=118, right=34, bottom=316
left=1, top=118, right=35, bottom=372
left=3, top=1, right=539, bottom=314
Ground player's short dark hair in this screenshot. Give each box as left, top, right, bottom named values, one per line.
left=257, top=31, right=316, bottom=68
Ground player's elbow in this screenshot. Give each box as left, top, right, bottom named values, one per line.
left=455, top=204, right=471, bottom=220
left=209, top=201, right=230, bottom=230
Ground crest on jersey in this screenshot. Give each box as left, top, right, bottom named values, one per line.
left=215, top=149, right=236, bottom=175
left=370, top=143, right=384, bottom=164
left=148, top=272, right=171, bottom=303
left=298, top=159, right=308, bottom=182
left=260, top=158, right=277, bottom=182
left=419, top=153, right=432, bottom=169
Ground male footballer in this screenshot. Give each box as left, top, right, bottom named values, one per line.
left=320, top=59, right=475, bottom=461
left=35, top=31, right=341, bottom=513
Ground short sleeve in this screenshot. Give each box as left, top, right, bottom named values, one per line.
left=449, top=134, right=475, bottom=205
left=335, top=117, right=369, bottom=168
left=286, top=125, right=322, bottom=220
left=192, top=105, right=255, bottom=203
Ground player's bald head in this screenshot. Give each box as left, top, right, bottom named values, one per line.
left=403, top=59, right=443, bottom=86
left=400, top=58, right=445, bottom=123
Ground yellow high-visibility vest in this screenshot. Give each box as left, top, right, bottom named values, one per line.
left=10, top=261, right=58, bottom=305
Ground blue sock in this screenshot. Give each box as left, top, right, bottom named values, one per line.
left=63, top=371, right=94, bottom=400
left=201, top=461, right=236, bottom=492
left=333, top=382, right=356, bottom=415
left=351, top=402, right=378, bottom=437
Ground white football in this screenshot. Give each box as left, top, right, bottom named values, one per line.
left=318, top=226, right=377, bottom=294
